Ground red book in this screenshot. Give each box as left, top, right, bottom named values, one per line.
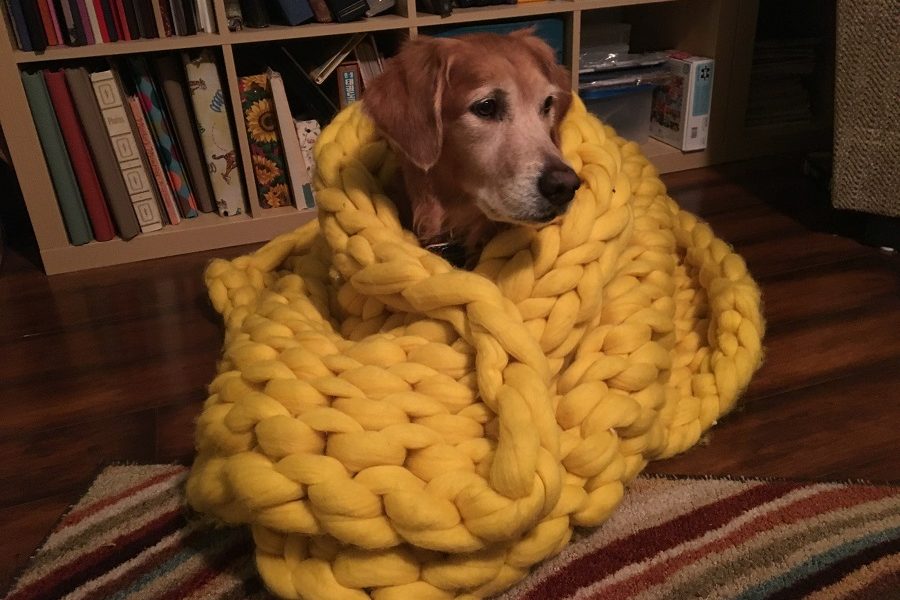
left=112, top=0, right=131, bottom=40
left=91, top=0, right=110, bottom=41
left=43, top=70, right=116, bottom=242
left=36, top=0, right=58, bottom=45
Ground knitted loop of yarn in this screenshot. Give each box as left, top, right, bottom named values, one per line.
left=187, top=97, right=765, bottom=600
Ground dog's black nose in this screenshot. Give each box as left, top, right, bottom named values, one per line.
left=538, top=161, right=580, bottom=207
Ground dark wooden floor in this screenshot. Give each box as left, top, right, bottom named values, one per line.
left=1, top=158, right=898, bottom=591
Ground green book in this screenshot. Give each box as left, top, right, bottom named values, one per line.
left=21, top=70, right=93, bottom=246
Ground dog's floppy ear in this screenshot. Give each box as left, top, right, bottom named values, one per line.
left=511, top=28, right=573, bottom=141
left=363, top=37, right=453, bottom=172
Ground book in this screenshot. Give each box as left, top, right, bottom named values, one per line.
left=180, top=0, right=196, bottom=34
left=167, top=0, right=184, bottom=34
left=91, top=0, right=110, bottom=43
left=416, top=0, right=450, bottom=17
left=148, top=0, right=166, bottom=35
left=73, top=0, right=94, bottom=43
left=97, top=0, right=118, bottom=41
left=126, top=94, right=180, bottom=224
left=131, top=0, right=158, bottom=37
left=294, top=119, right=319, bottom=182
left=183, top=49, right=246, bottom=216
left=152, top=53, right=215, bottom=213
left=272, top=0, right=312, bottom=25
left=44, top=70, right=116, bottom=241
left=6, top=0, right=32, bottom=50
left=364, top=0, right=391, bottom=17
left=21, top=0, right=49, bottom=50
left=268, top=69, right=314, bottom=210
left=120, top=0, right=138, bottom=38
left=238, top=0, right=266, bottom=27
left=46, top=0, right=64, bottom=44
left=83, top=0, right=105, bottom=42
left=64, top=0, right=88, bottom=44
left=90, top=68, right=164, bottom=232
left=323, top=0, right=364, bottom=22
left=307, top=0, right=330, bottom=23
left=335, top=61, right=360, bottom=108
left=353, top=35, right=383, bottom=90
left=309, top=32, right=366, bottom=84
left=239, top=73, right=292, bottom=208
left=112, top=0, right=129, bottom=41
left=21, top=70, right=92, bottom=245
left=195, top=0, right=215, bottom=32
left=125, top=57, right=199, bottom=218
left=64, top=66, right=140, bottom=239
left=36, top=0, right=58, bottom=45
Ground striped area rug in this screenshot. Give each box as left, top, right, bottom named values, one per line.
left=4, top=466, right=899, bottom=600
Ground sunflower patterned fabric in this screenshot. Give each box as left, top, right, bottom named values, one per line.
left=187, top=96, right=766, bottom=600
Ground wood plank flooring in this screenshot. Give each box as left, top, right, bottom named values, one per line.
left=1, top=159, right=898, bottom=591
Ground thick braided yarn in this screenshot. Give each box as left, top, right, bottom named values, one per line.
left=187, top=96, right=765, bottom=600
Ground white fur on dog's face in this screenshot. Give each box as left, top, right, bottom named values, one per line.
left=446, top=79, right=567, bottom=224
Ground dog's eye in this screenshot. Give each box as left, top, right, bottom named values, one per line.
left=542, top=96, right=554, bottom=115
left=471, top=98, right=499, bottom=119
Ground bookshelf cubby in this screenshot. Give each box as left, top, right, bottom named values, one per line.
left=0, top=0, right=833, bottom=274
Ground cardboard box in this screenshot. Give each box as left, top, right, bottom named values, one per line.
left=649, top=52, right=714, bottom=152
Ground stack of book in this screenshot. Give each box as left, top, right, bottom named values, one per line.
left=4, top=0, right=217, bottom=52
left=235, top=34, right=384, bottom=209
left=230, top=0, right=391, bottom=29
left=21, top=50, right=247, bottom=246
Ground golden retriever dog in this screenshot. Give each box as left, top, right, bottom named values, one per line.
left=362, top=30, right=581, bottom=266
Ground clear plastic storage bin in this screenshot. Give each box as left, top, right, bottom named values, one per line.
left=581, top=84, right=655, bottom=144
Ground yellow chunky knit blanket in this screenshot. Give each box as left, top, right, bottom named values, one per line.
left=187, top=97, right=765, bottom=600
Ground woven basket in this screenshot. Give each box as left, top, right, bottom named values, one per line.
left=186, top=97, right=765, bottom=599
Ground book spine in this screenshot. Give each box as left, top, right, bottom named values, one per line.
left=336, top=62, right=360, bottom=109
left=307, top=0, right=330, bottom=23
left=127, top=57, right=198, bottom=218
left=63, top=66, right=140, bottom=239
left=268, top=70, right=314, bottom=210
left=197, top=0, right=214, bottom=32
left=89, top=0, right=107, bottom=40
left=141, top=0, right=159, bottom=36
left=111, top=0, right=129, bottom=40
left=122, top=0, right=141, bottom=38
left=36, top=0, right=58, bottom=45
left=73, top=0, right=93, bottom=43
left=46, top=0, right=65, bottom=41
left=323, top=0, right=366, bottom=22
left=183, top=49, right=246, bottom=217
left=7, top=0, right=33, bottom=50
left=90, top=69, right=163, bottom=232
left=179, top=0, right=194, bottom=34
left=44, top=70, right=116, bottom=241
left=293, top=119, right=320, bottom=184
left=238, top=74, right=291, bottom=209
left=21, top=0, right=48, bottom=50
left=153, top=53, right=214, bottom=213
left=126, top=95, right=180, bottom=224
left=83, top=0, right=103, bottom=42
left=150, top=0, right=171, bottom=35
left=97, top=0, right=117, bottom=41
left=272, top=0, right=311, bottom=26
left=63, top=0, right=86, bottom=44
left=21, top=70, right=93, bottom=245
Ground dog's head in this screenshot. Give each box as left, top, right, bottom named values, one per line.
left=363, top=30, right=580, bottom=229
